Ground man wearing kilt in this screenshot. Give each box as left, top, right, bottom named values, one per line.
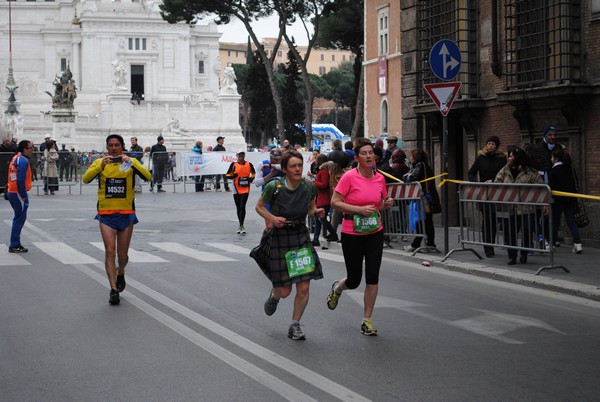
left=255, top=150, right=326, bottom=340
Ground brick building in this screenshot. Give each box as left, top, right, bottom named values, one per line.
left=366, top=0, right=599, bottom=244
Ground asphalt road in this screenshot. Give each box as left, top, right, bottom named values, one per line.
left=2, top=186, right=600, bottom=401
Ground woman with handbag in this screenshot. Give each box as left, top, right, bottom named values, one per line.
left=548, top=148, right=583, bottom=254
left=255, top=150, right=325, bottom=341
left=402, top=148, right=441, bottom=252
left=494, top=146, right=544, bottom=265
left=43, top=141, right=60, bottom=195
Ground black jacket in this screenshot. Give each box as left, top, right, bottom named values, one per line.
left=213, top=144, right=226, bottom=152
left=467, top=149, right=507, bottom=182
left=548, top=163, right=578, bottom=206
left=403, top=161, right=441, bottom=214
left=150, top=144, right=168, bottom=165
left=327, top=148, right=350, bottom=169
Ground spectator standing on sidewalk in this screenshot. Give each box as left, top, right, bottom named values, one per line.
left=83, top=134, right=152, bottom=305
left=7, top=140, right=34, bottom=253
left=58, top=144, right=70, bottom=181
left=150, top=136, right=167, bottom=192
left=44, top=141, right=59, bottom=195
left=312, top=154, right=338, bottom=247
left=548, top=148, right=583, bottom=254
left=494, top=146, right=544, bottom=265
left=327, top=139, right=351, bottom=170
left=467, top=135, right=507, bottom=257
left=191, top=141, right=206, bottom=192
left=382, top=135, right=400, bottom=167
left=225, top=151, right=256, bottom=234
left=129, top=137, right=144, bottom=192
left=402, top=148, right=441, bottom=252
left=68, top=148, right=79, bottom=182
left=29, top=145, right=39, bottom=181
left=213, top=136, right=230, bottom=192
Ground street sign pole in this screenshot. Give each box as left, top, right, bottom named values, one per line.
left=428, top=39, right=462, bottom=255
left=443, top=115, right=449, bottom=255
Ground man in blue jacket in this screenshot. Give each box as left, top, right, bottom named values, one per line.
left=7, top=140, right=34, bottom=253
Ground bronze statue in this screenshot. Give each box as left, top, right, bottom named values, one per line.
left=45, top=67, right=77, bottom=108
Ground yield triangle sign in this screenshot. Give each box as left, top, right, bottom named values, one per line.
left=424, top=82, right=461, bottom=116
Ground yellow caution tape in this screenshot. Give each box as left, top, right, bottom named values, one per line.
left=376, top=169, right=403, bottom=183
left=550, top=190, right=600, bottom=201
left=382, top=171, right=600, bottom=201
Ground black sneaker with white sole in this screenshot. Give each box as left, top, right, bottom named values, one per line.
left=109, top=289, right=120, bottom=305
left=116, top=274, right=126, bottom=293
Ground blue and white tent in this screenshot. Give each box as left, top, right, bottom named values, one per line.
left=300, top=124, right=345, bottom=140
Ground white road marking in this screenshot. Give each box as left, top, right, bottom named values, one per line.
left=149, top=242, right=237, bottom=262
left=0, top=248, right=31, bottom=266
left=32, top=242, right=101, bottom=264
left=315, top=250, right=346, bottom=263
left=206, top=242, right=250, bottom=254
left=89, top=242, right=169, bottom=263
left=69, top=263, right=321, bottom=402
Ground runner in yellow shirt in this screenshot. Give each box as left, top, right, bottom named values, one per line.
left=83, top=134, right=152, bottom=305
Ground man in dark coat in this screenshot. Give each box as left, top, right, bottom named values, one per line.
left=150, top=136, right=167, bottom=192
left=213, top=136, right=230, bottom=192
left=527, top=125, right=559, bottom=181
left=327, top=139, right=350, bottom=170
left=467, top=135, right=507, bottom=257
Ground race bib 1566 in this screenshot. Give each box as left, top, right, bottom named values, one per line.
left=353, top=211, right=379, bottom=233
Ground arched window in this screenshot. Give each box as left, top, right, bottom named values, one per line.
left=381, top=100, right=388, bottom=134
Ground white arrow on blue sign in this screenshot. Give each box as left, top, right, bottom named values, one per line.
left=429, top=39, right=462, bottom=81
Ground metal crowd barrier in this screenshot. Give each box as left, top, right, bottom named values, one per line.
left=382, top=182, right=438, bottom=254
left=443, top=182, right=568, bottom=275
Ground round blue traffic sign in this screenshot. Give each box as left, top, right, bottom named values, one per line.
left=429, top=39, right=462, bottom=81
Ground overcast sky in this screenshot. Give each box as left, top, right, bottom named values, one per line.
left=199, top=16, right=312, bottom=45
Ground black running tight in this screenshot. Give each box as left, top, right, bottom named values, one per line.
left=340, top=230, right=384, bottom=289
left=233, top=193, right=249, bottom=225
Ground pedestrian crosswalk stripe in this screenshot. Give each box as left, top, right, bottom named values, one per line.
left=89, top=242, right=169, bottom=263
left=149, top=242, right=237, bottom=262
left=32, top=242, right=102, bottom=264
left=205, top=242, right=250, bottom=254
left=315, top=250, right=345, bottom=263
left=0, top=248, right=31, bottom=266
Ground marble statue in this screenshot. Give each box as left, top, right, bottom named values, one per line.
left=220, top=66, right=238, bottom=94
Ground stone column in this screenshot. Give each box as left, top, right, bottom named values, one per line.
left=52, top=110, right=78, bottom=144
left=106, top=93, right=132, bottom=131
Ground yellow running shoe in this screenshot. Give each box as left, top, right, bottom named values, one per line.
left=361, top=319, right=377, bottom=336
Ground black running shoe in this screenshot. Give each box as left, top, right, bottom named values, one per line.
left=109, top=289, right=120, bottom=305
left=116, top=274, right=126, bottom=293
left=264, top=291, right=279, bottom=316
left=8, top=246, right=28, bottom=253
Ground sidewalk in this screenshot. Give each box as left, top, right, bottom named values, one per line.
left=382, top=226, right=600, bottom=302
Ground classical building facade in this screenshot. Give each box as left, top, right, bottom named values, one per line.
left=364, top=1, right=402, bottom=138
left=365, top=0, right=599, bottom=243
left=219, top=38, right=355, bottom=76
left=0, top=0, right=244, bottom=151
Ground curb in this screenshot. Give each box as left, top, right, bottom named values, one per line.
left=384, top=248, right=600, bottom=302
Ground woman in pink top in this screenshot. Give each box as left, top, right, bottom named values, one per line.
left=326, top=137, right=394, bottom=336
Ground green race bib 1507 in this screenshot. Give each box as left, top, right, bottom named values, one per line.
left=352, top=211, right=379, bottom=233
left=285, top=248, right=316, bottom=278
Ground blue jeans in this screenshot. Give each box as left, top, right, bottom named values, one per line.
left=8, top=192, right=29, bottom=248
left=313, top=205, right=335, bottom=242
left=553, top=202, right=581, bottom=244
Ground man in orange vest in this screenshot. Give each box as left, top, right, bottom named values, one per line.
left=7, top=140, right=34, bottom=253
left=225, top=151, right=256, bottom=234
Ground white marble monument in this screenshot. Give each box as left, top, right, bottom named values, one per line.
left=0, top=0, right=244, bottom=152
